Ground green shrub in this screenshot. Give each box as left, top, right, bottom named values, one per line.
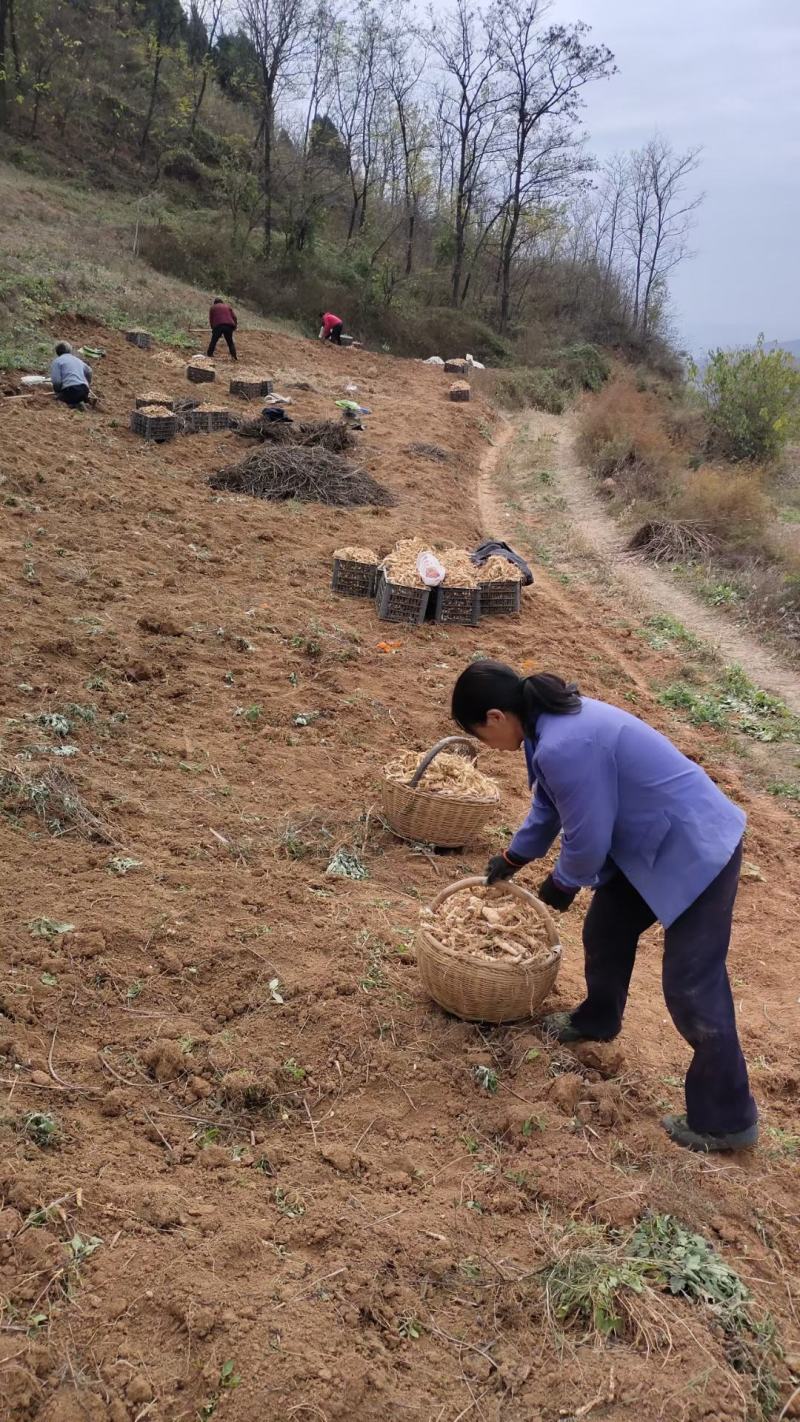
left=491, top=367, right=566, bottom=413
left=553, top=342, right=609, bottom=392
left=697, top=337, right=800, bottom=462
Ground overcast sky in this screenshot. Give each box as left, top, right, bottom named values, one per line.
left=547, top=0, right=800, bottom=353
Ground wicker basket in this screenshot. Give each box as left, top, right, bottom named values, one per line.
left=130, top=409, right=177, bottom=442
left=230, top=376, right=274, bottom=399
left=432, top=584, right=481, bottom=626
left=126, top=329, right=152, bottom=349
left=374, top=570, right=430, bottom=624
left=449, top=380, right=471, bottom=402
left=187, top=363, right=216, bottom=384
left=380, top=736, right=498, bottom=847
left=135, top=394, right=174, bottom=411
left=418, top=875, right=561, bottom=1023
left=185, top=407, right=230, bottom=433
left=479, top=579, right=522, bottom=616
left=332, top=555, right=377, bottom=598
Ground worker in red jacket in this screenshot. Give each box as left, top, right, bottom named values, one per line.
left=207, top=298, right=238, bottom=360
left=319, top=311, right=344, bottom=345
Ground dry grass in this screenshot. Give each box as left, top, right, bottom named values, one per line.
left=0, top=759, right=114, bottom=842
left=676, top=464, right=770, bottom=545
left=577, top=377, right=675, bottom=499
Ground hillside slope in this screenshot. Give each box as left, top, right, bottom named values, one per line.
left=1, top=321, right=799, bottom=1421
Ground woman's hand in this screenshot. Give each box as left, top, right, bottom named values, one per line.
left=486, top=849, right=528, bottom=885
left=537, top=873, right=577, bottom=912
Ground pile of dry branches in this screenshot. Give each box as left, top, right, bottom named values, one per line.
left=230, top=416, right=355, bottom=453
left=627, top=520, right=717, bottom=564
left=209, top=446, right=394, bottom=507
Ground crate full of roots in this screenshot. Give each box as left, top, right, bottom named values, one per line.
left=375, top=537, right=432, bottom=623
left=187, top=357, right=216, bottom=384
left=419, top=876, right=561, bottom=1022
left=135, top=392, right=174, bottom=411
left=130, top=405, right=178, bottom=442
left=432, top=550, right=481, bottom=626
left=126, top=328, right=152, bottom=349
left=185, top=404, right=231, bottom=433
left=478, top=555, right=523, bottom=616
left=332, top=545, right=378, bottom=598
left=381, top=736, right=499, bottom=848
left=230, top=372, right=274, bottom=400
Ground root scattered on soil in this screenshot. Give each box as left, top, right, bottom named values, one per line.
left=0, top=759, right=113, bottom=842
left=231, top=416, right=354, bottom=452
left=334, top=545, right=378, bottom=563
left=384, top=749, right=499, bottom=801
left=628, top=520, right=718, bottom=564
left=209, top=447, right=394, bottom=506
left=422, top=884, right=551, bottom=964
left=405, top=442, right=451, bottom=463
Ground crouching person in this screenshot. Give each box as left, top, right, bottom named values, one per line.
left=50, top=342, right=93, bottom=408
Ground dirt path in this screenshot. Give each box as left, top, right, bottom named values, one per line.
left=484, top=408, right=800, bottom=716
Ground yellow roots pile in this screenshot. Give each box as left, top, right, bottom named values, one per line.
left=234, top=369, right=272, bottom=383
left=138, top=392, right=172, bottom=405
left=138, top=404, right=176, bottom=417
left=422, top=884, right=552, bottom=965
left=334, top=545, right=378, bottom=563
left=193, top=404, right=230, bottom=414
left=384, top=750, right=499, bottom=802
left=188, top=356, right=215, bottom=369
left=441, top=548, right=479, bottom=588
left=380, top=538, right=482, bottom=589
left=478, top=555, right=524, bottom=584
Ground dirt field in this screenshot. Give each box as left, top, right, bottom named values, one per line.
left=1, top=325, right=799, bottom=1422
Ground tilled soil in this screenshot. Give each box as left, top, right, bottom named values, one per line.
left=1, top=325, right=799, bottom=1422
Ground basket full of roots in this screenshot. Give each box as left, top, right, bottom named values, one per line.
left=381, top=736, right=499, bottom=847
left=130, top=405, right=178, bottom=441
left=419, top=876, right=561, bottom=1022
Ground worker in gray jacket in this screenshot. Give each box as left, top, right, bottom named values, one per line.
left=50, top=342, right=93, bottom=408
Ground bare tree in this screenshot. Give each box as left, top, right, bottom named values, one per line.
left=139, top=0, right=184, bottom=156
left=624, top=138, right=702, bottom=336
left=331, top=2, right=387, bottom=240
left=427, top=0, right=501, bottom=306
left=491, top=0, right=614, bottom=330
left=187, top=0, right=224, bottom=139
left=239, top=0, right=310, bottom=255
left=384, top=20, right=429, bottom=274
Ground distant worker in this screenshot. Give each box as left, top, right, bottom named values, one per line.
left=319, top=311, right=344, bottom=345
left=207, top=297, right=238, bottom=361
left=50, top=342, right=93, bottom=409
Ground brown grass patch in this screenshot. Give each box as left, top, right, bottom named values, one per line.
left=577, top=378, right=675, bottom=500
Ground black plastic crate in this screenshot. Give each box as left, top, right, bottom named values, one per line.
left=374, top=571, right=429, bottom=624
left=187, top=363, right=216, bottom=384
left=126, top=329, right=152, bottom=349
left=130, top=409, right=177, bottom=442
left=432, top=585, right=481, bottom=626
left=332, top=556, right=377, bottom=598
left=185, top=407, right=230, bottom=433
left=479, top=579, right=522, bottom=616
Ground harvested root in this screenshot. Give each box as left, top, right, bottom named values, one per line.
left=440, top=548, right=479, bottom=588
left=137, top=404, right=176, bottom=417
left=384, top=750, right=498, bottom=802
left=334, top=545, right=377, bottom=563
left=422, top=884, right=552, bottom=965
left=188, top=356, right=215, bottom=368
left=478, top=555, right=524, bottom=584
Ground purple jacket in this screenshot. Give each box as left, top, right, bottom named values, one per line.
left=509, top=697, right=745, bottom=927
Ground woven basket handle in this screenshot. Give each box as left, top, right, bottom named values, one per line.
left=409, top=736, right=478, bottom=790
left=426, top=874, right=560, bottom=948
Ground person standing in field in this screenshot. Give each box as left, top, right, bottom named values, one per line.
left=450, top=659, right=758, bottom=1155
left=207, top=297, right=238, bottom=360
left=319, top=311, right=344, bottom=345
left=50, top=342, right=93, bottom=408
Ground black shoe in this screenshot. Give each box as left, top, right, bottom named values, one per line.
left=662, top=1114, right=758, bottom=1153
left=540, top=1010, right=618, bottom=1044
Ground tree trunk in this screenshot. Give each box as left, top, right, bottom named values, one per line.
left=140, top=45, right=163, bottom=156
left=404, top=204, right=415, bottom=276
left=190, top=65, right=208, bottom=139
left=0, top=0, right=8, bottom=128
left=262, top=91, right=274, bottom=257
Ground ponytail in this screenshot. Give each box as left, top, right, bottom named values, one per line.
left=451, top=660, right=580, bottom=735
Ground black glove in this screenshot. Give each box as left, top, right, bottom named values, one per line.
left=537, top=873, right=578, bottom=912
left=486, top=850, right=528, bottom=886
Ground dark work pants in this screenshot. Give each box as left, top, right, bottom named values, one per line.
left=56, top=383, right=89, bottom=407
left=207, top=324, right=237, bottom=359
left=327, top=322, right=343, bottom=345
left=570, top=841, right=757, bottom=1136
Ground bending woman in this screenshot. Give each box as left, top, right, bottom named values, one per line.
left=451, top=660, right=758, bottom=1154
